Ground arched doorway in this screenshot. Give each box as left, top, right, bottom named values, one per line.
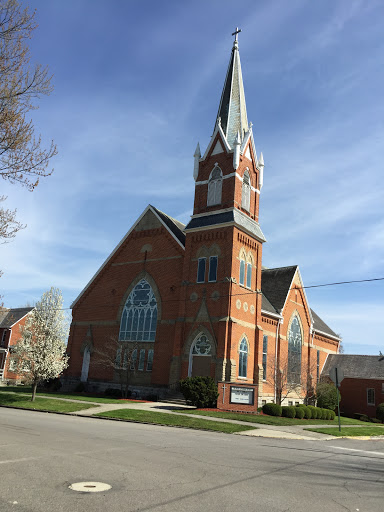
left=188, top=333, right=213, bottom=377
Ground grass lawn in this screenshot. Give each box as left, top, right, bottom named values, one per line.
left=178, top=409, right=367, bottom=426
left=95, top=408, right=257, bottom=434
left=0, top=387, right=144, bottom=404
left=0, top=392, right=99, bottom=413
left=306, top=426, right=384, bottom=437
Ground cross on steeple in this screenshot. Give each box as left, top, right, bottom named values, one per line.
left=232, top=27, right=241, bottom=42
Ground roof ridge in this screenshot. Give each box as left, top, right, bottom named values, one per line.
left=262, top=265, right=298, bottom=272
left=149, top=205, right=185, bottom=228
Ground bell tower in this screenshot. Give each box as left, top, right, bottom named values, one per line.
left=172, top=30, right=267, bottom=387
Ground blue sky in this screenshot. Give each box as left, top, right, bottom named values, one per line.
left=1, top=0, right=383, bottom=355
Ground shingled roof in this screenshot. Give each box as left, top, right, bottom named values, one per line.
left=311, top=308, right=338, bottom=338
left=322, top=354, right=384, bottom=380
left=0, top=307, right=33, bottom=328
left=261, top=266, right=297, bottom=313
left=150, top=205, right=186, bottom=247
left=261, top=266, right=339, bottom=338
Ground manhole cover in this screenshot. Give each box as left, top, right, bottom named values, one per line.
left=69, top=482, right=112, bottom=493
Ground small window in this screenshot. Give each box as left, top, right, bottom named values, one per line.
left=262, top=335, right=268, bottom=380
left=130, top=349, right=137, bottom=370
left=242, top=171, right=251, bottom=211
left=1, top=330, right=7, bottom=346
left=239, top=259, right=245, bottom=286
left=317, top=350, right=320, bottom=382
left=138, top=349, right=146, bottom=371
left=295, top=402, right=299, bottom=406
left=367, top=388, right=375, bottom=406
left=246, top=262, right=252, bottom=288
left=288, top=401, right=293, bottom=406
left=197, top=258, right=206, bottom=283
left=207, top=167, right=223, bottom=206
left=208, top=256, right=218, bottom=282
left=239, top=338, right=248, bottom=378
left=262, top=400, right=266, bottom=406
left=147, top=349, right=154, bottom=371
left=382, top=383, right=384, bottom=394
left=115, top=347, right=122, bottom=367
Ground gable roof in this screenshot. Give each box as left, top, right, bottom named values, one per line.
left=311, top=308, right=338, bottom=338
left=261, top=293, right=279, bottom=316
left=0, top=307, right=34, bottom=328
left=150, top=205, right=185, bottom=247
left=322, top=354, right=384, bottom=380
left=261, top=266, right=298, bottom=313
left=71, top=204, right=185, bottom=308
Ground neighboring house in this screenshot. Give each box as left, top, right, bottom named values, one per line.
left=322, top=354, right=384, bottom=417
left=65, top=36, right=340, bottom=405
left=0, top=307, right=34, bottom=383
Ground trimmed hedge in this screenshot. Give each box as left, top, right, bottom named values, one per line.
left=295, top=407, right=305, bottom=419
left=282, top=406, right=296, bottom=418
left=262, top=403, right=282, bottom=416
left=308, top=405, right=318, bottom=419
left=296, top=405, right=312, bottom=419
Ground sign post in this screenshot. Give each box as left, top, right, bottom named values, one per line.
left=329, top=366, right=344, bottom=432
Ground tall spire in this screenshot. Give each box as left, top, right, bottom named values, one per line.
left=215, top=28, right=248, bottom=147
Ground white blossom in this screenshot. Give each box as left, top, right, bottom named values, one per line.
left=11, top=287, right=69, bottom=398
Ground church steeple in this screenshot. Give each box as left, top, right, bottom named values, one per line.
left=216, top=28, right=248, bottom=147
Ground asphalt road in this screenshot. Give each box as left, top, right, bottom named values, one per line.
left=0, top=408, right=383, bottom=512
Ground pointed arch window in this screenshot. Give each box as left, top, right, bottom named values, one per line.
left=207, top=166, right=223, bottom=206
left=119, top=279, right=158, bottom=341
left=239, top=338, right=248, bottom=378
left=242, top=171, right=251, bottom=212
left=288, top=316, right=302, bottom=383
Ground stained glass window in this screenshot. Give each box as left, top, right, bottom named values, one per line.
left=119, top=279, right=158, bottom=341
left=288, top=316, right=302, bottom=383
left=239, top=338, right=248, bottom=378
left=192, top=334, right=211, bottom=355
left=147, top=349, right=154, bottom=371
left=262, top=335, right=268, bottom=380
left=246, top=262, right=252, bottom=288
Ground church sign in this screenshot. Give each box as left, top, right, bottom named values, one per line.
left=230, top=386, right=254, bottom=405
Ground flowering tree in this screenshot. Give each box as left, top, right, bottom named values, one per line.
left=11, top=287, right=69, bottom=401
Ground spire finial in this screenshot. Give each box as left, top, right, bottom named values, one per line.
left=232, top=27, right=241, bottom=44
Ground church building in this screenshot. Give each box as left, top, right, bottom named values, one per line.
left=65, top=33, right=340, bottom=406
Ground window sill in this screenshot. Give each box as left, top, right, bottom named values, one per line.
left=238, top=376, right=248, bottom=380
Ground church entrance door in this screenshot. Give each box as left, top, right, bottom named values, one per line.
left=191, top=355, right=212, bottom=377
left=188, top=333, right=214, bottom=377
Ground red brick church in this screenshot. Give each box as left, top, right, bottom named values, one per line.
left=65, top=33, right=340, bottom=406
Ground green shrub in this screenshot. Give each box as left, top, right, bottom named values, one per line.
left=308, top=405, right=318, bottom=419
left=316, top=382, right=339, bottom=410
left=359, top=414, right=370, bottom=422
left=329, top=410, right=335, bottom=420
left=298, top=405, right=312, bottom=419
left=295, top=407, right=305, bottom=419
left=262, top=403, right=282, bottom=416
left=282, top=406, right=296, bottom=418
left=376, top=403, right=384, bottom=423
left=370, top=417, right=381, bottom=423
left=179, top=376, right=218, bottom=408
left=74, top=382, right=86, bottom=393
left=105, top=388, right=123, bottom=398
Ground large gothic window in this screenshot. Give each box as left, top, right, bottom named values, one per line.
left=242, top=170, right=251, bottom=211
left=119, top=279, right=158, bottom=341
left=288, top=316, right=302, bottom=383
left=207, top=166, right=223, bottom=206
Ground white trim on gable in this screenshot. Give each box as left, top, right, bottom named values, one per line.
left=8, top=310, right=34, bottom=328
left=70, top=205, right=185, bottom=309
left=280, top=267, right=314, bottom=327
left=201, top=121, right=231, bottom=161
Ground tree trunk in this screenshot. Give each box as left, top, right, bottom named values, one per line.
left=31, top=381, right=38, bottom=402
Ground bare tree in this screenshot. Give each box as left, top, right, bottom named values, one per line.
left=267, top=353, right=319, bottom=406
left=93, top=337, right=138, bottom=399
left=0, top=195, right=24, bottom=244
